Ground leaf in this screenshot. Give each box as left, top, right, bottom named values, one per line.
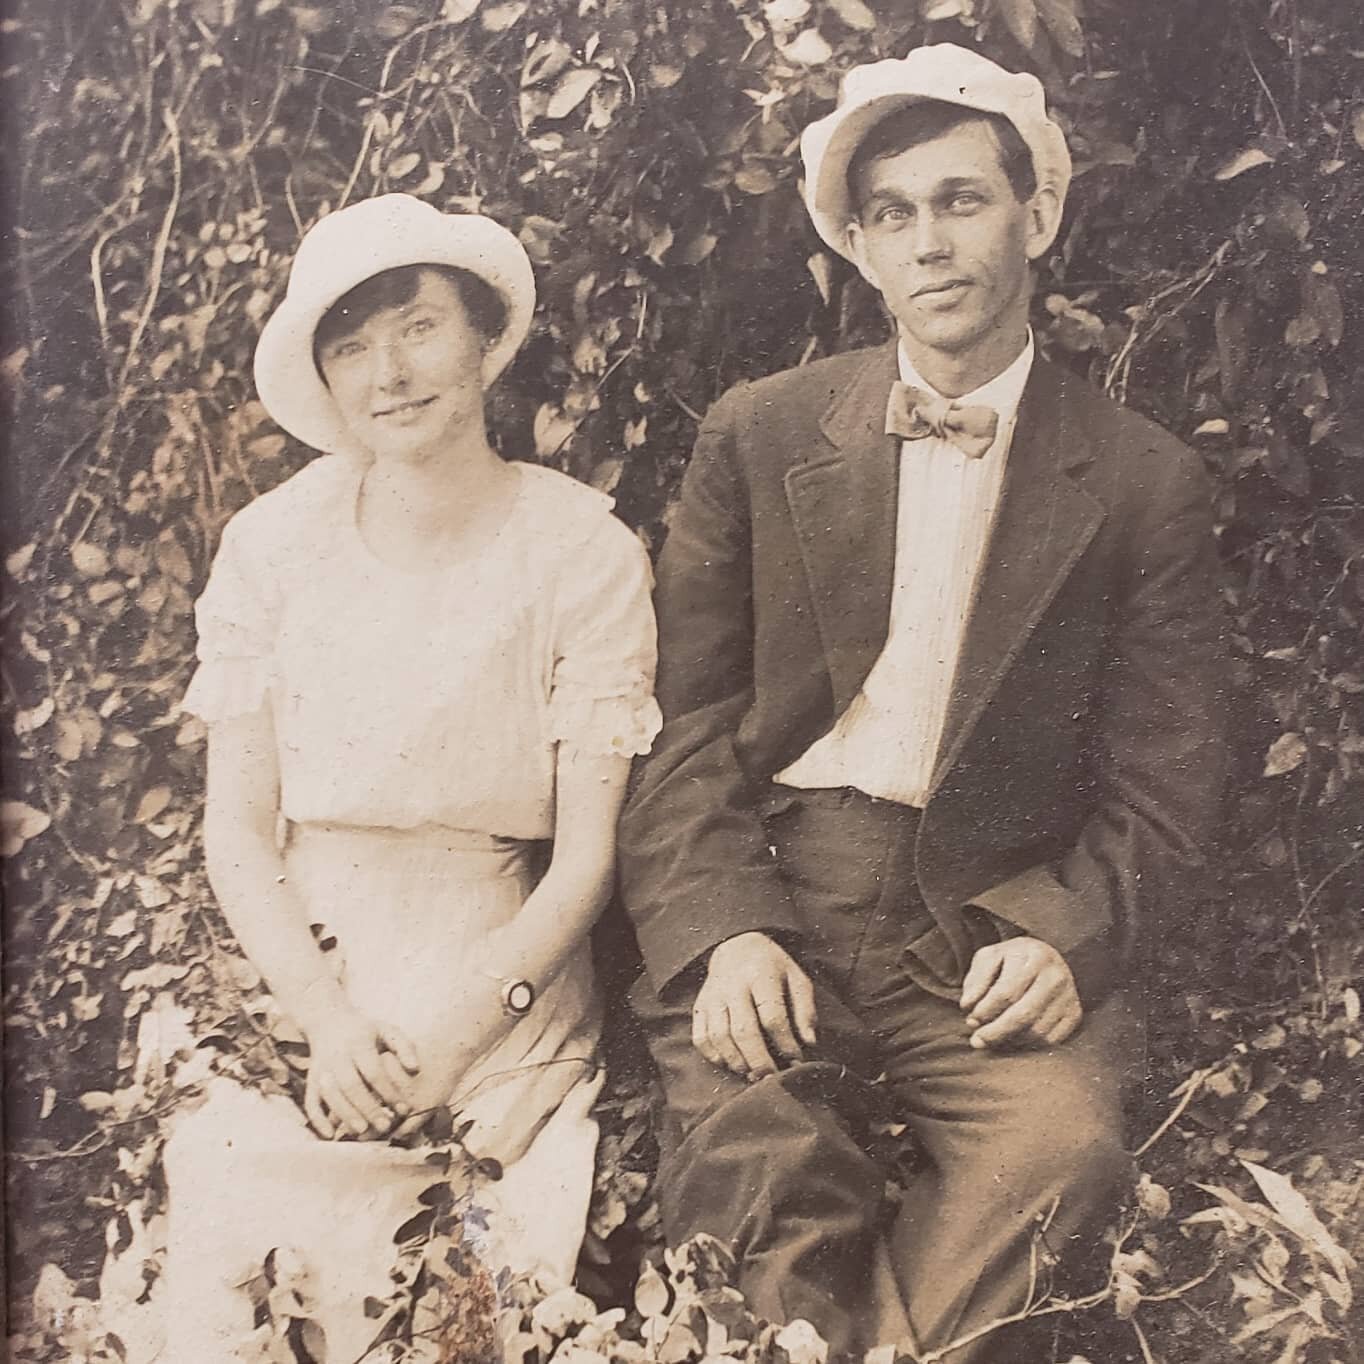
left=135, top=785, right=172, bottom=823
left=1, top=799, right=51, bottom=856
left=14, top=697, right=54, bottom=735
left=634, top=1261, right=670, bottom=1318
left=734, top=164, right=778, bottom=195
left=522, top=38, right=573, bottom=87
left=71, top=541, right=110, bottom=578
left=827, top=0, right=876, bottom=31
left=1240, top=1160, right=1357, bottom=1290
left=533, top=403, right=576, bottom=457
left=1305, top=274, right=1344, bottom=347
left=678, top=232, right=718, bottom=266
left=479, top=0, right=525, bottom=29
left=441, top=0, right=479, bottom=19
left=1036, top=0, right=1084, bottom=56
left=106, top=910, right=138, bottom=938
left=1352, top=108, right=1364, bottom=149
left=6, top=542, right=35, bottom=577
left=1263, top=732, right=1307, bottom=777
left=388, top=151, right=421, bottom=179
left=997, top=0, right=1039, bottom=49
left=1214, top=146, right=1274, bottom=180
left=546, top=67, right=602, bottom=120
left=774, top=1318, right=828, bottom=1363
left=781, top=29, right=833, bottom=65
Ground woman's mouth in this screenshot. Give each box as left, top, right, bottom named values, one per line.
left=374, top=397, right=436, bottom=419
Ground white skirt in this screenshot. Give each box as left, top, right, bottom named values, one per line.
left=156, top=823, right=603, bottom=1363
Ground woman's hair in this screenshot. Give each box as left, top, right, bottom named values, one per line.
left=312, top=263, right=509, bottom=377
left=847, top=102, right=1037, bottom=213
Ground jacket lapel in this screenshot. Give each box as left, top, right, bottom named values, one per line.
left=930, top=359, right=1106, bottom=793
left=784, top=343, right=901, bottom=715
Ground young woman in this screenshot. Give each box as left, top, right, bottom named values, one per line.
left=162, top=194, right=659, bottom=1359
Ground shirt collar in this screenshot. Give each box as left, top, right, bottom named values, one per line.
left=896, top=329, right=1035, bottom=432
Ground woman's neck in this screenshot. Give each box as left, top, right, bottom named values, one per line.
left=357, top=433, right=519, bottom=570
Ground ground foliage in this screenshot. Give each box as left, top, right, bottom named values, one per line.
left=3, top=0, right=1364, bottom=1359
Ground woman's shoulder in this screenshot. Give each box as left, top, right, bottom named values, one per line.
left=219, top=456, right=358, bottom=557
left=514, top=463, right=645, bottom=563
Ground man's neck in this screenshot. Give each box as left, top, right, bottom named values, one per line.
left=898, top=322, right=1031, bottom=400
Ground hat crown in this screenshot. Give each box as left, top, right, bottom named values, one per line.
left=286, top=194, right=450, bottom=299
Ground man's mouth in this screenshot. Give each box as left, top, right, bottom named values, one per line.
left=914, top=279, right=971, bottom=299
left=373, top=396, right=436, bottom=418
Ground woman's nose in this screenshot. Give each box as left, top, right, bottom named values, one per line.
left=373, top=341, right=410, bottom=390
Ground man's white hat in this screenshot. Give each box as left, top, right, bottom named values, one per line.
left=800, top=43, right=1072, bottom=261
left=254, top=194, right=535, bottom=457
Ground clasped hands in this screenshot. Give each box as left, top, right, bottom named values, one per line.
left=299, top=1003, right=475, bottom=1141
left=691, top=930, right=1083, bottom=1080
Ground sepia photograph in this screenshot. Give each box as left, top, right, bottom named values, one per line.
left=2, top=1, right=1361, bottom=1361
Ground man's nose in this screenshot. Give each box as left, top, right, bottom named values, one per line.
left=910, top=212, right=951, bottom=262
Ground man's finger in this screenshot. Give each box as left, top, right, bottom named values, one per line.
left=959, top=945, right=1004, bottom=1013
left=785, top=968, right=818, bottom=1048
left=970, top=984, right=1053, bottom=1049
left=753, top=989, right=803, bottom=1063
left=707, top=1009, right=753, bottom=1077
left=726, top=1003, right=779, bottom=1078
left=1043, top=1003, right=1084, bottom=1046
left=966, top=957, right=1041, bottom=1025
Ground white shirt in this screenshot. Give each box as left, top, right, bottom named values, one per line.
left=775, top=333, right=1034, bottom=808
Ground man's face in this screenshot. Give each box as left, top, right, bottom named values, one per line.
left=845, top=118, right=1056, bottom=368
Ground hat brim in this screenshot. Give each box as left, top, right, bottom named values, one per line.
left=254, top=217, right=535, bottom=459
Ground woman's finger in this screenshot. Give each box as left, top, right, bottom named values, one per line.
left=379, top=1025, right=421, bottom=1076
left=328, top=1068, right=385, bottom=1135
left=303, top=1074, right=336, bottom=1140
left=351, top=1045, right=409, bottom=1117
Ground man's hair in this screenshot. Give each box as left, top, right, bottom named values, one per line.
left=847, top=101, right=1037, bottom=212
left=312, top=263, right=508, bottom=376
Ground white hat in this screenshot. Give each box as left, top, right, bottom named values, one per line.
left=800, top=44, right=1072, bottom=261
left=253, top=194, right=535, bottom=457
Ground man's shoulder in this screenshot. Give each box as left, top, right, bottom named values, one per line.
left=707, top=345, right=886, bottom=431
left=1046, top=361, right=1211, bottom=514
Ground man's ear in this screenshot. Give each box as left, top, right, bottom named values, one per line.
left=1023, top=184, right=1063, bottom=261
left=844, top=219, right=883, bottom=292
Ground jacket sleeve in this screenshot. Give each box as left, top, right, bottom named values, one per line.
left=966, top=438, right=1228, bottom=1005
left=618, top=390, right=805, bottom=996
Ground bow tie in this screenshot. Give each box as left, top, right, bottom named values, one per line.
left=885, top=381, right=999, bottom=460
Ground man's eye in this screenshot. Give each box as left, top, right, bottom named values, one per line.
left=877, top=205, right=910, bottom=225
left=949, top=193, right=983, bottom=211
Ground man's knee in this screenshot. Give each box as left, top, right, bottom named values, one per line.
left=1010, top=1099, right=1132, bottom=1213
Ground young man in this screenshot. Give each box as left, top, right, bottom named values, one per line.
left=619, top=45, right=1226, bottom=1362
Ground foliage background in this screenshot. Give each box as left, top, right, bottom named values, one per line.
left=3, top=0, right=1363, bottom=1360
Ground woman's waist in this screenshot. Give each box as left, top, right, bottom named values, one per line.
left=283, top=819, right=543, bottom=882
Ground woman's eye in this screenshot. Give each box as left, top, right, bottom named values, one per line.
left=330, top=340, right=365, bottom=360
left=407, top=317, right=436, bottom=337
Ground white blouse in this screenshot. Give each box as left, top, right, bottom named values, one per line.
left=182, top=457, right=661, bottom=840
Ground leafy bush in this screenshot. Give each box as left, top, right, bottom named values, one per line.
left=4, top=1, right=1363, bottom=1361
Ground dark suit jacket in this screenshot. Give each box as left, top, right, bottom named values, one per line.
left=619, top=342, right=1227, bottom=1006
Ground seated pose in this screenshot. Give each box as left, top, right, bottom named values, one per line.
left=619, top=45, right=1226, bottom=1363
left=162, top=194, right=659, bottom=1360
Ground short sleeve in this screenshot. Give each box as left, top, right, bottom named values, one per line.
left=180, top=513, right=280, bottom=724
left=548, top=517, right=661, bottom=759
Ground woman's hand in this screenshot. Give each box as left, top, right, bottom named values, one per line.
left=301, top=1005, right=421, bottom=1140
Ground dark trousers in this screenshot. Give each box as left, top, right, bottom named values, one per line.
left=632, top=788, right=1139, bottom=1362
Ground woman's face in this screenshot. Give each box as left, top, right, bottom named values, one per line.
left=316, top=268, right=487, bottom=464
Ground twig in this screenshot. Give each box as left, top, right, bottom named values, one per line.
left=1132, top=1315, right=1158, bottom=1364
left=1135, top=1065, right=1214, bottom=1157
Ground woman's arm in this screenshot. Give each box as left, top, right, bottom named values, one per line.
left=203, top=706, right=418, bottom=1138
left=396, top=747, right=629, bottom=1119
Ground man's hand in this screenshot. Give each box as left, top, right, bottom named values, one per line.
left=692, top=932, right=818, bottom=1079
left=960, top=937, right=1082, bottom=1050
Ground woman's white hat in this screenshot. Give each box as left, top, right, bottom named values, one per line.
left=800, top=43, right=1072, bottom=261
left=254, top=194, right=535, bottom=457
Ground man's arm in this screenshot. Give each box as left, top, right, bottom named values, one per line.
left=619, top=391, right=817, bottom=1074
left=962, top=433, right=1228, bottom=1038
